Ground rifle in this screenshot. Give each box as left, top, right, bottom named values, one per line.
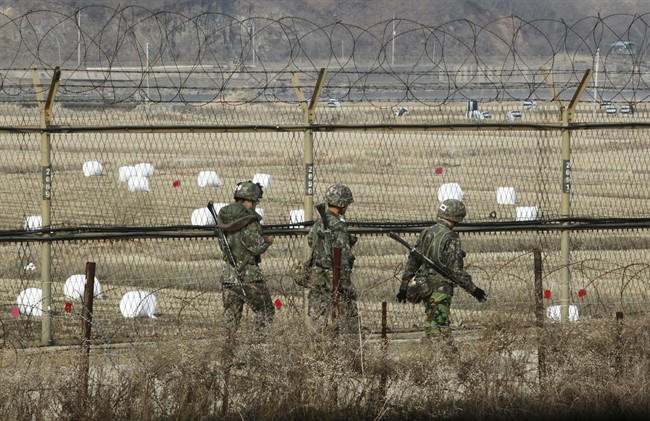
left=316, top=202, right=340, bottom=260
left=316, top=204, right=343, bottom=329
left=315, top=203, right=331, bottom=235
left=388, top=231, right=467, bottom=290
left=207, top=201, right=246, bottom=296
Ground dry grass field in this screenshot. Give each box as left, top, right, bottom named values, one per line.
left=0, top=100, right=649, bottom=419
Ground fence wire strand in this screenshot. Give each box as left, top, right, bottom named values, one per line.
left=0, top=9, right=649, bottom=348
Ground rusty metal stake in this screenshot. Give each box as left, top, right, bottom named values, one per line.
left=615, top=311, right=624, bottom=377
left=79, top=261, right=96, bottom=407
left=533, top=249, right=547, bottom=384
left=380, top=301, right=388, bottom=402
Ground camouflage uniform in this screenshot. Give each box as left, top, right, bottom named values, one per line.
left=306, top=183, right=359, bottom=333
left=399, top=199, right=484, bottom=337
left=217, top=181, right=274, bottom=337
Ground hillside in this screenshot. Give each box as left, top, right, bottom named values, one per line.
left=4, top=0, right=649, bottom=26
left=0, top=1, right=648, bottom=67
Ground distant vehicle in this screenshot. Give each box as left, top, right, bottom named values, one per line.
left=620, top=104, right=635, bottom=115
left=327, top=98, right=341, bottom=108
left=600, top=100, right=613, bottom=108
left=605, top=104, right=618, bottom=116
left=523, top=100, right=537, bottom=110
left=394, top=106, right=410, bottom=117
left=468, top=110, right=491, bottom=119
left=506, top=110, right=522, bottom=121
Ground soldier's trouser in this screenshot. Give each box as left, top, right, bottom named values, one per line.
left=309, top=285, right=359, bottom=334
left=423, top=291, right=452, bottom=337
left=222, top=280, right=275, bottom=338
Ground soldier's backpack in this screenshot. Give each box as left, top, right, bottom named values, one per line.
left=405, top=224, right=450, bottom=303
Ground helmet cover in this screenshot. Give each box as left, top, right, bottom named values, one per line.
left=437, top=199, right=466, bottom=223
left=325, top=183, right=354, bottom=207
left=234, top=180, right=263, bottom=202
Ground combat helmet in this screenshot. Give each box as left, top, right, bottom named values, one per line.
left=437, top=199, right=466, bottom=223
left=325, top=183, right=354, bottom=208
left=234, top=180, right=263, bottom=203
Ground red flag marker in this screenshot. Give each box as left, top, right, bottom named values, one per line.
left=544, top=290, right=551, bottom=299
left=274, top=298, right=282, bottom=309
left=172, top=180, right=181, bottom=188
left=64, top=302, right=73, bottom=313
left=11, top=307, right=20, bottom=317
left=434, top=167, right=443, bottom=175
left=578, top=289, right=586, bottom=298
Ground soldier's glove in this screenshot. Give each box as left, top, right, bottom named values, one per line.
left=471, top=287, right=488, bottom=302
left=396, top=288, right=408, bottom=303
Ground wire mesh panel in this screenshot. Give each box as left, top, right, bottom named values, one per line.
left=1, top=9, right=650, bottom=348
left=46, top=130, right=306, bottom=228
left=310, top=124, right=562, bottom=223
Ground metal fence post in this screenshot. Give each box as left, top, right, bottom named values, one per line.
left=291, top=68, right=327, bottom=327
left=32, top=67, right=60, bottom=346
left=559, top=70, right=591, bottom=321
left=545, top=68, right=591, bottom=323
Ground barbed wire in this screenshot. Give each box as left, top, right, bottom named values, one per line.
left=1, top=8, right=649, bottom=105
left=2, top=8, right=650, bottom=352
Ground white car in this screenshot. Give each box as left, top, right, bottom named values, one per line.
left=605, top=104, right=618, bottom=116
left=523, top=100, right=537, bottom=111
left=468, top=110, right=491, bottom=119
left=394, top=107, right=410, bottom=117
left=620, top=104, right=634, bottom=115
left=327, top=98, right=341, bottom=108
left=506, top=110, right=522, bottom=121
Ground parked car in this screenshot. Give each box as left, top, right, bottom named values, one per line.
left=620, top=104, right=635, bottom=115
left=394, top=106, right=410, bottom=117
left=506, top=110, right=522, bottom=121
left=523, top=100, right=537, bottom=110
left=468, top=110, right=491, bottom=119
left=327, top=98, right=341, bottom=108
left=605, top=104, right=618, bottom=116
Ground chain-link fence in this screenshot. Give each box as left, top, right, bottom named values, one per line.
left=1, top=9, right=650, bottom=348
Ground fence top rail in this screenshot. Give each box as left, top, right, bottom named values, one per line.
left=3, top=121, right=650, bottom=134
left=4, top=217, right=650, bottom=243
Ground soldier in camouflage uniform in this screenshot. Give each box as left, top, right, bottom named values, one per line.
left=306, top=183, right=359, bottom=333
left=396, top=199, right=487, bottom=338
left=217, top=180, right=275, bottom=338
